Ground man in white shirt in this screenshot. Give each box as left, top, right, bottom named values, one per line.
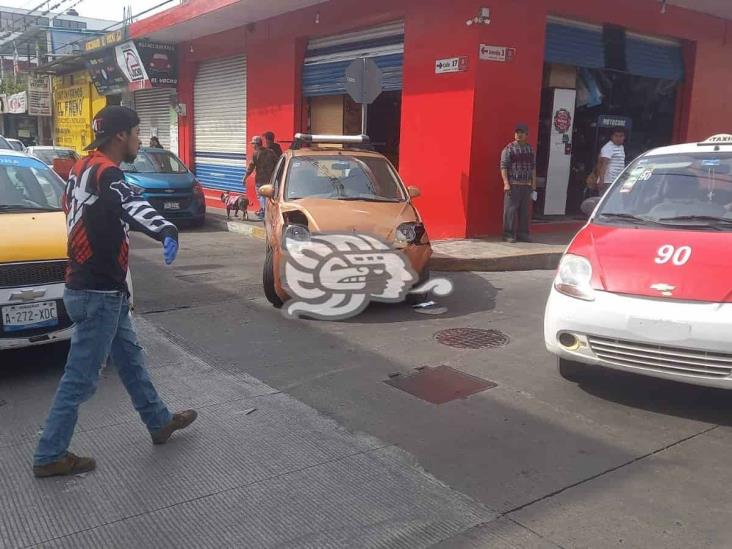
left=598, top=128, right=627, bottom=194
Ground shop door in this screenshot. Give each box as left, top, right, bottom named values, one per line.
left=134, top=88, right=173, bottom=149
left=194, top=56, right=247, bottom=191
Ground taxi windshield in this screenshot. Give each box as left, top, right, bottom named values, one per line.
left=285, top=156, right=406, bottom=202
left=596, top=152, right=732, bottom=231
left=0, top=157, right=65, bottom=212
left=122, top=150, right=188, bottom=174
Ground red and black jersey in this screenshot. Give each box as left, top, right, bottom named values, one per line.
left=63, top=151, right=178, bottom=292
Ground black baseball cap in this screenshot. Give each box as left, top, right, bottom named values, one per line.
left=515, top=123, right=529, bottom=133
left=84, top=106, right=141, bottom=151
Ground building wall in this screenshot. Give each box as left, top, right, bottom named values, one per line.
left=165, top=0, right=732, bottom=239
left=53, top=71, right=106, bottom=153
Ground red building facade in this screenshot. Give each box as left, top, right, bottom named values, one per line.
left=131, top=0, right=732, bottom=239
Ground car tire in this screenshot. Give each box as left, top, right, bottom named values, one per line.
left=558, top=357, right=587, bottom=382
left=263, top=248, right=284, bottom=309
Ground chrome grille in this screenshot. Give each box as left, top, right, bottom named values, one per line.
left=588, top=336, right=732, bottom=379
left=0, top=261, right=67, bottom=289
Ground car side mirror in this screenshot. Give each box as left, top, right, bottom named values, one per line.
left=407, top=186, right=421, bottom=199
left=259, top=184, right=275, bottom=199
left=581, top=197, right=601, bottom=217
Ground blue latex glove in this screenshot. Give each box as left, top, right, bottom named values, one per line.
left=163, top=236, right=178, bottom=265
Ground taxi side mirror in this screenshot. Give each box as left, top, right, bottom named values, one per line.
left=581, top=196, right=601, bottom=217
left=259, top=184, right=275, bottom=199
left=407, top=186, right=421, bottom=199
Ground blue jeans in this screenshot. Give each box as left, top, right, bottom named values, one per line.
left=34, top=289, right=172, bottom=466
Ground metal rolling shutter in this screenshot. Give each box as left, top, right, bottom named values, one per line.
left=134, top=89, right=172, bottom=149
left=194, top=56, right=247, bottom=191
left=545, top=19, right=605, bottom=69
left=625, top=34, right=684, bottom=81
left=303, top=22, right=404, bottom=97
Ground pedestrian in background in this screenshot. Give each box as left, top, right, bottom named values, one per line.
left=263, top=131, right=283, bottom=158
left=245, top=135, right=278, bottom=219
left=32, top=106, right=197, bottom=478
left=500, top=123, right=537, bottom=243
left=149, top=136, right=163, bottom=149
left=597, top=128, right=626, bottom=194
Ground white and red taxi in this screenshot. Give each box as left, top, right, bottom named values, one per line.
left=545, top=134, right=732, bottom=389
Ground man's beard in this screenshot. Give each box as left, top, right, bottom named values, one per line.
left=123, top=150, right=138, bottom=163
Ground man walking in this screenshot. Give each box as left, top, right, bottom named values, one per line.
left=33, top=106, right=197, bottom=478
left=501, top=123, right=536, bottom=243
left=597, top=128, right=626, bottom=194
left=245, top=135, right=278, bottom=219
left=263, top=131, right=283, bottom=158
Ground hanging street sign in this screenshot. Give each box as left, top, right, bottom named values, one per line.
left=345, top=57, right=383, bottom=105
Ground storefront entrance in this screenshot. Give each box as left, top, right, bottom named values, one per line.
left=302, top=22, right=403, bottom=167
left=536, top=17, right=684, bottom=216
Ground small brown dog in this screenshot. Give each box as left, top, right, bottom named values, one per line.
left=221, top=192, right=249, bottom=219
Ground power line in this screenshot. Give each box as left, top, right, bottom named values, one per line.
left=42, top=0, right=175, bottom=59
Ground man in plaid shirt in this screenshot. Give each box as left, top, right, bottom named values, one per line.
left=500, top=123, right=536, bottom=243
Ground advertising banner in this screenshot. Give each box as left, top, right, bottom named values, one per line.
left=86, top=46, right=129, bottom=95
left=7, top=91, right=27, bottom=114
left=28, top=75, right=52, bottom=116
left=115, top=40, right=151, bottom=91
left=135, top=40, right=178, bottom=87
left=544, top=88, right=577, bottom=216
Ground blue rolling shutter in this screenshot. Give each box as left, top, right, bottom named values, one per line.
left=303, top=22, right=404, bottom=97
left=625, top=36, right=684, bottom=81
left=545, top=21, right=605, bottom=69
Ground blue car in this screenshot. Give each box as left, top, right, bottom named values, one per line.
left=121, top=147, right=206, bottom=226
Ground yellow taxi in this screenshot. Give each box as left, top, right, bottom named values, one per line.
left=0, top=151, right=72, bottom=350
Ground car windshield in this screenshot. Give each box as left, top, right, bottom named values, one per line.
left=595, top=152, right=732, bottom=231
left=0, top=156, right=65, bottom=211
left=122, top=150, right=188, bottom=174
left=0, top=136, right=13, bottom=150
left=285, top=155, right=406, bottom=202
left=33, top=148, right=78, bottom=164
left=9, top=140, right=24, bottom=151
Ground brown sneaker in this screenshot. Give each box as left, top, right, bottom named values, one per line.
left=33, top=452, right=96, bottom=478
left=151, top=410, right=198, bottom=445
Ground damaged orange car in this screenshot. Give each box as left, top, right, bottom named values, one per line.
left=259, top=134, right=432, bottom=308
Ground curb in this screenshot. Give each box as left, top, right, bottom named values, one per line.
left=226, top=220, right=267, bottom=240
left=209, top=213, right=561, bottom=272
left=429, top=251, right=563, bottom=272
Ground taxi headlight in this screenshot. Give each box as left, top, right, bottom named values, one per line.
left=396, top=222, right=422, bottom=243
left=282, top=224, right=311, bottom=251
left=554, top=254, right=595, bottom=301
left=128, top=183, right=145, bottom=195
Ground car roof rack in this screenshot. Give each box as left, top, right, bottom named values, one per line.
left=291, top=133, right=374, bottom=151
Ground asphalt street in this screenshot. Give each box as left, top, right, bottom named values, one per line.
left=2, top=223, right=732, bottom=548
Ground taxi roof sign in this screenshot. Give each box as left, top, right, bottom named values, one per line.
left=699, top=134, right=732, bottom=146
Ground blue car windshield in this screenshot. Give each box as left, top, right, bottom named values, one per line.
left=122, top=150, right=188, bottom=174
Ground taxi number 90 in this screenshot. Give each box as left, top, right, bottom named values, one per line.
left=655, top=245, right=691, bottom=266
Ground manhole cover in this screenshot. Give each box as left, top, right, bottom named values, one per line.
left=434, top=328, right=510, bottom=349
left=385, top=366, right=497, bottom=404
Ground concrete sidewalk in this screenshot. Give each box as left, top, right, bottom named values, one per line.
left=206, top=208, right=572, bottom=272
left=0, top=317, right=494, bottom=548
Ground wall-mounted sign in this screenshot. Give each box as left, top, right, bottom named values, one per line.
left=479, top=44, right=516, bottom=62
left=115, top=40, right=150, bottom=91
left=84, top=30, right=124, bottom=52
left=7, top=91, right=27, bottom=114
left=136, top=40, right=178, bottom=88
left=435, top=56, right=468, bottom=74
left=28, top=75, right=52, bottom=117
left=86, top=40, right=177, bottom=95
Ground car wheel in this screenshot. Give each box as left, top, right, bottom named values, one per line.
left=263, top=248, right=283, bottom=309
left=558, top=357, right=587, bottom=382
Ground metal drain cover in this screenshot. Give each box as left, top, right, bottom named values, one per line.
left=385, top=366, right=497, bottom=404
left=435, top=328, right=510, bottom=349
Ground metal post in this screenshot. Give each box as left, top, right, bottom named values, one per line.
left=361, top=103, right=368, bottom=135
